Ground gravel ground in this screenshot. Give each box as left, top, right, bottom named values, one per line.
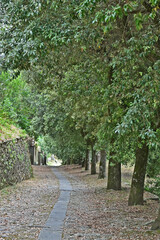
left=0, top=164, right=159, bottom=240
left=60, top=165, right=160, bottom=240
left=0, top=166, right=59, bottom=240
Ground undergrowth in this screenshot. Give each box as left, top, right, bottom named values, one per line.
left=145, top=176, right=160, bottom=198
left=0, top=110, right=27, bottom=140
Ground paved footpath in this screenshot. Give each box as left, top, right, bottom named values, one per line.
left=38, top=167, right=72, bottom=240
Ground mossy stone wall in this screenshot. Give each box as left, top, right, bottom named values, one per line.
left=0, top=137, right=32, bottom=189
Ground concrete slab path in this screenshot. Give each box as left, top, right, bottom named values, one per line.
left=38, top=167, right=72, bottom=240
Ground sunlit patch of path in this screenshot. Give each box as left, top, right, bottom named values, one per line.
left=38, top=167, right=72, bottom=240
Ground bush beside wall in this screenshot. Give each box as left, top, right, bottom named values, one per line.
left=0, top=137, right=32, bottom=189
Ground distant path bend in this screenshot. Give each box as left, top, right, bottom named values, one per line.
left=38, top=167, right=72, bottom=240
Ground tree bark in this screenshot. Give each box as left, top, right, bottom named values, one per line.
left=85, top=148, right=89, bottom=170
left=81, top=158, right=85, bottom=167
left=38, top=152, right=41, bottom=165
left=107, top=67, right=121, bottom=189
left=29, top=146, right=34, bottom=165
left=151, top=206, right=160, bottom=230
left=107, top=152, right=121, bottom=190
left=67, top=159, right=70, bottom=165
left=128, top=142, right=149, bottom=206
left=98, top=150, right=106, bottom=179
left=44, top=155, right=47, bottom=165
left=91, top=144, right=96, bottom=175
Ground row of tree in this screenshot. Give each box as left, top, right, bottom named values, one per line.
left=0, top=0, right=160, bottom=229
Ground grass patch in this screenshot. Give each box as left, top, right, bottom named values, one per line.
left=0, top=116, right=27, bottom=141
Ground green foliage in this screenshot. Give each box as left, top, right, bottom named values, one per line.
left=145, top=177, right=160, bottom=198
left=0, top=71, right=35, bottom=133
left=33, top=91, right=87, bottom=164
left=0, top=0, right=160, bottom=195
left=145, top=146, right=160, bottom=197
left=38, top=135, right=55, bottom=156
left=147, top=147, right=160, bottom=178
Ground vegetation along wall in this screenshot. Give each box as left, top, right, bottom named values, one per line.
left=0, top=137, right=32, bottom=189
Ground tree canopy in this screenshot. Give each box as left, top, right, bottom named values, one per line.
left=0, top=0, right=160, bottom=209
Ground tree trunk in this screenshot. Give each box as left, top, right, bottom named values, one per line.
left=78, top=158, right=82, bottom=165
left=96, top=153, right=99, bottom=163
left=29, top=146, right=35, bottom=165
left=67, top=159, right=70, bottom=165
left=85, top=149, right=89, bottom=170
left=151, top=206, right=160, bottom=230
left=128, top=142, right=149, bottom=206
left=81, top=158, right=85, bottom=167
left=91, top=145, right=96, bottom=175
left=38, top=152, right=41, bottom=165
left=107, top=66, right=122, bottom=189
left=44, top=155, right=47, bottom=165
left=107, top=152, right=121, bottom=190
left=98, top=150, right=106, bottom=179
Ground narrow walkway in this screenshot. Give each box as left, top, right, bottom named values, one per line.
left=38, top=167, right=72, bottom=240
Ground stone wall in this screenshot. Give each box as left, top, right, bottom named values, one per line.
left=0, top=137, right=32, bottom=189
